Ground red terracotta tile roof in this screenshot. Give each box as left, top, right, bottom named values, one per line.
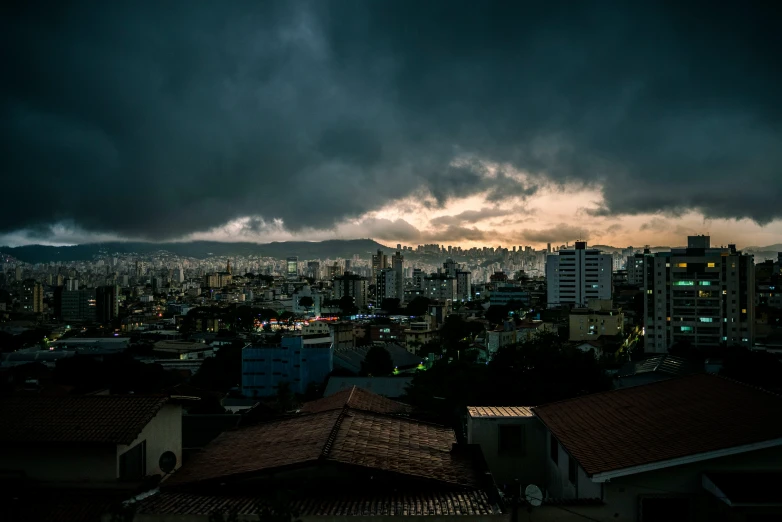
left=299, top=386, right=413, bottom=415
left=167, top=409, right=478, bottom=487
left=0, top=395, right=170, bottom=445
left=533, top=374, right=782, bottom=476
left=135, top=489, right=496, bottom=516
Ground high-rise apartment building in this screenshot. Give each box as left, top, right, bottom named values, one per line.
left=21, top=279, right=43, bottom=313
left=307, top=261, right=321, bottom=280
left=95, top=285, right=119, bottom=323
left=643, top=236, right=755, bottom=353
left=371, top=249, right=388, bottom=282
left=376, top=267, right=398, bottom=304
left=626, top=250, right=648, bottom=287
left=391, top=251, right=404, bottom=304
left=286, top=256, right=298, bottom=280
left=332, top=272, right=369, bottom=308
left=424, top=273, right=458, bottom=301
left=546, top=242, right=612, bottom=308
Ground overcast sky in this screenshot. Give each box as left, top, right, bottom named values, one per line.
left=2, top=1, right=781, bottom=249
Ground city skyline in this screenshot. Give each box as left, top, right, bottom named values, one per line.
left=2, top=2, right=781, bottom=249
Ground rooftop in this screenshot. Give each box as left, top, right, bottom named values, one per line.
left=300, top=386, right=413, bottom=415
left=467, top=406, right=534, bottom=418
left=166, top=409, right=479, bottom=488
left=135, top=490, right=496, bottom=517
left=0, top=395, right=170, bottom=445
left=534, top=374, right=782, bottom=477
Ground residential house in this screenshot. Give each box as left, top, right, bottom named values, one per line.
left=127, top=399, right=502, bottom=521
left=532, top=374, right=782, bottom=521
left=298, top=385, right=413, bottom=415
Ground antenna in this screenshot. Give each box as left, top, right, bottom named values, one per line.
left=525, top=484, right=543, bottom=507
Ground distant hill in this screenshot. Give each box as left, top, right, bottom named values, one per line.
left=0, top=239, right=396, bottom=263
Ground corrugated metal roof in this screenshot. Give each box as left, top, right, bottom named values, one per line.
left=467, top=406, right=534, bottom=418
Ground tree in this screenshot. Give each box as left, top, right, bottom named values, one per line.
left=338, top=295, right=358, bottom=316
left=485, top=305, right=509, bottom=325
left=298, top=296, right=314, bottom=308
left=405, top=296, right=431, bottom=317
left=380, top=298, right=401, bottom=314
left=361, top=346, right=394, bottom=376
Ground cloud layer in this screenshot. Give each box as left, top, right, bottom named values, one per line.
left=2, top=1, right=781, bottom=243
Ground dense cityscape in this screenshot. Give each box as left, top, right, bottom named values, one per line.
left=3, top=1, right=782, bottom=521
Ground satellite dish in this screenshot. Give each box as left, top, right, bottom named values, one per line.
left=159, top=451, right=177, bottom=474
left=525, top=484, right=543, bottom=507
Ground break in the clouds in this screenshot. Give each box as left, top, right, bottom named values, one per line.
left=1, top=0, right=781, bottom=244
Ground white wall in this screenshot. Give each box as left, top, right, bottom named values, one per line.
left=467, top=416, right=546, bottom=489
left=116, top=403, right=182, bottom=478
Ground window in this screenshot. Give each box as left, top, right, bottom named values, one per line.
left=568, top=455, right=577, bottom=484
left=639, top=496, right=690, bottom=522
left=119, top=440, right=146, bottom=481
left=673, top=281, right=694, bottom=286
left=498, top=424, right=526, bottom=455
left=676, top=263, right=687, bottom=268
left=707, top=262, right=716, bottom=268
left=550, top=433, right=558, bottom=464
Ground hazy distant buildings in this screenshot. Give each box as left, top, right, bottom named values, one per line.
left=546, top=241, right=612, bottom=308
left=643, top=236, right=755, bottom=353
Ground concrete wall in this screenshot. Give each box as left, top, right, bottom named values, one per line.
left=544, top=432, right=600, bottom=501
left=467, top=416, right=547, bottom=490
left=117, top=403, right=182, bottom=478
left=0, top=445, right=117, bottom=482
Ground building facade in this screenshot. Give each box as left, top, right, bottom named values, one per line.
left=21, top=279, right=44, bottom=313
left=332, top=272, right=368, bottom=308
left=643, top=236, right=755, bottom=353
left=241, top=335, right=333, bottom=396
left=546, top=242, right=612, bottom=308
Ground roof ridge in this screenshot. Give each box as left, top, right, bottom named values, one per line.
left=320, top=409, right=348, bottom=459
left=345, top=385, right=357, bottom=408
left=711, top=372, right=782, bottom=400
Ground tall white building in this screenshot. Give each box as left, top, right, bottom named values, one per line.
left=376, top=268, right=398, bottom=304
left=643, top=236, right=755, bottom=353
left=546, top=242, right=612, bottom=308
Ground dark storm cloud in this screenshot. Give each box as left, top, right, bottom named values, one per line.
left=522, top=224, right=590, bottom=244
left=430, top=207, right=523, bottom=227
left=2, top=0, right=781, bottom=241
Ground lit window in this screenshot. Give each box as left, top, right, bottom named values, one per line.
left=722, top=290, right=727, bottom=295
left=707, top=262, right=716, bottom=268
left=666, top=317, right=671, bottom=322
left=699, top=281, right=711, bottom=286
left=699, top=317, right=713, bottom=322
left=673, top=281, right=694, bottom=286
left=676, top=263, right=688, bottom=268
left=741, top=309, right=747, bottom=314
left=680, top=326, right=693, bottom=332
left=647, top=290, right=653, bottom=294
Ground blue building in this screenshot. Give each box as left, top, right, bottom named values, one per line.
left=242, top=335, right=333, bottom=396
